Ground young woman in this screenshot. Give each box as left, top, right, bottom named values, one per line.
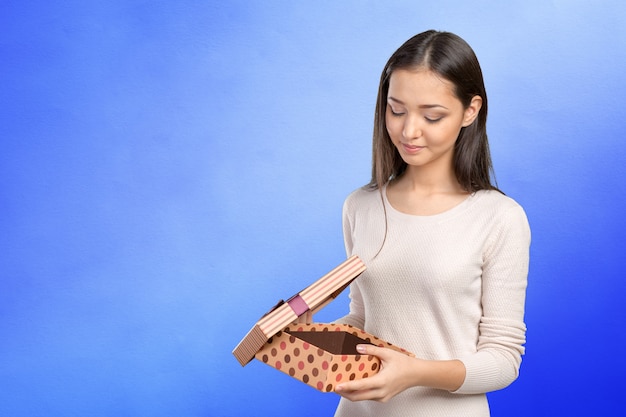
left=332, top=30, right=531, bottom=416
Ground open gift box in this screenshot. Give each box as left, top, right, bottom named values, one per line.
left=233, top=255, right=413, bottom=393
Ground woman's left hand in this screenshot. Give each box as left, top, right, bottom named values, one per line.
left=335, top=344, right=466, bottom=401
left=334, top=344, right=419, bottom=403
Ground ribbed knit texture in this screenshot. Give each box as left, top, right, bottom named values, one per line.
left=334, top=187, right=530, bottom=417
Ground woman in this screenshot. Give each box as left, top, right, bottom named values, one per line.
left=333, top=30, right=531, bottom=416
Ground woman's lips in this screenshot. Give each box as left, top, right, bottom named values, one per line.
left=401, top=143, right=425, bottom=154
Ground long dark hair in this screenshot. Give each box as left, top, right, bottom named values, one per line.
left=368, top=30, right=498, bottom=192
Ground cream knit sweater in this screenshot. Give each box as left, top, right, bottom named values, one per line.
left=334, top=187, right=530, bottom=417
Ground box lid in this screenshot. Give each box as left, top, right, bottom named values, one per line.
left=232, top=255, right=366, bottom=366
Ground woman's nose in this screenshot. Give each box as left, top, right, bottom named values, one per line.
left=403, top=114, right=422, bottom=139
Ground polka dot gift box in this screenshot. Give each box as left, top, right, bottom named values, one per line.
left=233, top=256, right=413, bottom=393
left=257, top=323, right=413, bottom=392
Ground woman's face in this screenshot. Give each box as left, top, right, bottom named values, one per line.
left=385, top=69, right=481, bottom=171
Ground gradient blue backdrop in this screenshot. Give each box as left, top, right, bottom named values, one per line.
left=2, top=1, right=625, bottom=416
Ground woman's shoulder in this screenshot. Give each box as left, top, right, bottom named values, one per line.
left=473, top=189, right=529, bottom=225
left=343, top=185, right=383, bottom=213
left=345, top=185, right=380, bottom=202
left=475, top=189, right=524, bottom=210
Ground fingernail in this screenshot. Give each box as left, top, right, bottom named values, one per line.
left=356, top=344, right=366, bottom=353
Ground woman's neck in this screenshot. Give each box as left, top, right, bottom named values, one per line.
left=386, top=165, right=469, bottom=216
left=397, top=164, right=464, bottom=196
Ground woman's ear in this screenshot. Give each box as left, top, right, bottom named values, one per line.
left=462, top=95, right=483, bottom=127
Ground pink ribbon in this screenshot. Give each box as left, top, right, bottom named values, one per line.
left=287, top=294, right=310, bottom=317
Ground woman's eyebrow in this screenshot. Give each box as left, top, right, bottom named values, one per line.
left=387, top=96, right=448, bottom=110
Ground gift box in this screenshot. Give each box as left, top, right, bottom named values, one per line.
left=256, top=322, right=413, bottom=392
left=233, top=255, right=413, bottom=393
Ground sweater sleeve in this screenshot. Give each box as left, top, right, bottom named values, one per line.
left=453, top=203, right=531, bottom=394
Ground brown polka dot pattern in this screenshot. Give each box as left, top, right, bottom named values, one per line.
left=255, top=323, right=413, bottom=393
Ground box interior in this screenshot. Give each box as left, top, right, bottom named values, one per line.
left=286, top=330, right=372, bottom=355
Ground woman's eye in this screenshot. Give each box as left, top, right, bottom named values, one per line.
left=425, top=116, right=443, bottom=123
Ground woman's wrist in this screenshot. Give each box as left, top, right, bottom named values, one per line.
left=412, top=358, right=466, bottom=391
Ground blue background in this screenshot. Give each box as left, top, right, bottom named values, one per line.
left=2, top=1, right=625, bottom=416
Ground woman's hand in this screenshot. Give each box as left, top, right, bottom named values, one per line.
left=334, top=344, right=419, bottom=402
left=334, top=344, right=466, bottom=402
